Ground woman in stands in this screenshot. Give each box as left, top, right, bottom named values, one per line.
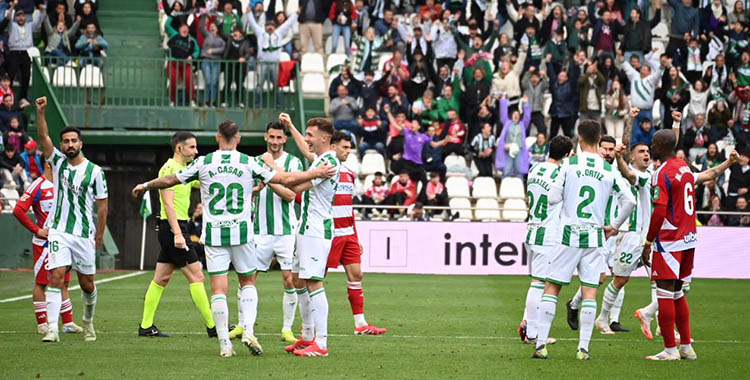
left=199, top=14, right=225, bottom=107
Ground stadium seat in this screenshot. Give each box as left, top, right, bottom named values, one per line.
left=79, top=65, right=104, bottom=88
left=301, top=73, right=326, bottom=95
left=52, top=66, right=77, bottom=87
left=501, top=199, right=528, bottom=222
left=475, top=198, right=501, bottom=221
left=448, top=198, right=472, bottom=221
left=525, top=136, right=536, bottom=149
left=499, top=177, right=525, bottom=200
left=280, top=52, right=291, bottom=61
left=301, top=53, right=325, bottom=73
left=0, top=188, right=19, bottom=211
left=343, top=153, right=360, bottom=176
left=445, top=176, right=470, bottom=198
left=444, top=154, right=467, bottom=168
left=652, top=23, right=669, bottom=38
left=27, top=47, right=40, bottom=60
left=327, top=53, right=348, bottom=73
left=469, top=159, right=480, bottom=178
left=360, top=153, right=386, bottom=176
left=362, top=174, right=375, bottom=190
left=471, top=177, right=497, bottom=199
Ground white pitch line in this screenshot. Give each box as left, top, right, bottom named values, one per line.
left=0, top=330, right=745, bottom=344
left=0, top=271, right=147, bottom=303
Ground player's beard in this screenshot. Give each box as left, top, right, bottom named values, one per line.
left=64, top=148, right=80, bottom=159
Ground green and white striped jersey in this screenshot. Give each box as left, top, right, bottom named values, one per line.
left=176, top=150, right=276, bottom=247
left=626, top=165, right=653, bottom=233
left=525, top=162, right=561, bottom=246
left=253, top=152, right=303, bottom=236
left=47, top=149, right=108, bottom=239
left=605, top=166, right=626, bottom=232
left=550, top=152, right=634, bottom=248
left=298, top=150, right=340, bottom=240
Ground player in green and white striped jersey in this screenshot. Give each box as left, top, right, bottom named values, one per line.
left=532, top=120, right=635, bottom=361
left=132, top=120, right=336, bottom=358
left=519, top=135, right=573, bottom=346
left=241, top=121, right=304, bottom=344
left=266, top=114, right=340, bottom=357
left=35, top=97, right=108, bottom=344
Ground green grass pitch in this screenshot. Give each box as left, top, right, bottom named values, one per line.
left=1, top=270, right=748, bottom=379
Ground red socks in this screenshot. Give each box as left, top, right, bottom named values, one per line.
left=656, top=289, right=676, bottom=348
left=34, top=301, right=47, bottom=325
left=347, top=281, right=364, bottom=315
left=61, top=298, right=74, bottom=324
left=674, top=292, right=691, bottom=345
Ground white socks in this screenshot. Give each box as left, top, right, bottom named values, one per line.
left=353, top=314, right=367, bottom=328
left=236, top=287, right=243, bottom=328
left=240, top=285, right=258, bottom=337
left=610, top=286, right=625, bottom=323
left=297, top=288, right=314, bottom=341
left=535, top=294, right=557, bottom=349
left=45, top=287, right=62, bottom=333
left=570, top=287, right=582, bottom=310
left=282, top=288, right=298, bottom=331
left=598, top=281, right=619, bottom=322
left=524, top=281, right=545, bottom=339
left=579, top=299, right=597, bottom=352
left=309, top=288, right=329, bottom=349
left=642, top=284, right=659, bottom=318
left=81, top=287, right=97, bottom=323
left=211, top=295, right=231, bottom=348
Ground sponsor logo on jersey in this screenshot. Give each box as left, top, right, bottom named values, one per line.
left=682, top=232, right=697, bottom=244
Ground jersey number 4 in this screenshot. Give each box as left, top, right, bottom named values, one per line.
left=527, top=191, right=548, bottom=220
left=208, top=183, right=244, bottom=216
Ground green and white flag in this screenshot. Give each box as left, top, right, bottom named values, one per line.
left=140, top=191, right=152, bottom=218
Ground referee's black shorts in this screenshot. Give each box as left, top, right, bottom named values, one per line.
left=157, top=219, right=199, bottom=268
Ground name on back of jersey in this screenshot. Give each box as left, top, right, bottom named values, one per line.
left=576, top=168, right=604, bottom=181
left=208, top=165, right=244, bottom=178
left=528, top=176, right=550, bottom=191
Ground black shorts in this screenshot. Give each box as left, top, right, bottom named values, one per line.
left=157, top=220, right=199, bottom=268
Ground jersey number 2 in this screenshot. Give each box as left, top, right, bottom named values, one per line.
left=208, top=183, right=244, bottom=215
left=576, top=185, right=595, bottom=218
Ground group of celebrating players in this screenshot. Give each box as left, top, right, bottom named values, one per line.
left=21, top=96, right=384, bottom=357
left=17, top=94, right=735, bottom=361
left=521, top=108, right=738, bottom=361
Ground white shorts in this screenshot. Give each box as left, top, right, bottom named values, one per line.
left=205, top=244, right=257, bottom=276
left=253, top=234, right=294, bottom=271
left=527, top=244, right=553, bottom=281
left=601, top=235, right=619, bottom=270
left=612, top=231, right=643, bottom=277
left=546, top=245, right=603, bottom=288
left=47, top=230, right=96, bottom=275
left=293, top=234, right=332, bottom=281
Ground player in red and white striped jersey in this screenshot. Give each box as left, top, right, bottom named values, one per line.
left=327, top=133, right=387, bottom=335
left=12, top=161, right=81, bottom=335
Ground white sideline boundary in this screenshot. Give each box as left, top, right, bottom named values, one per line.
left=0, top=330, right=744, bottom=344
left=0, top=271, right=146, bottom=303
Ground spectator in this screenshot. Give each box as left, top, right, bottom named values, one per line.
left=74, top=0, right=99, bottom=18
left=0, top=143, right=28, bottom=190
left=48, top=1, right=72, bottom=28
left=381, top=49, right=410, bottom=94
left=298, top=0, right=327, bottom=56
left=660, top=67, right=690, bottom=129
left=442, top=109, right=466, bottom=156
left=246, top=8, right=299, bottom=108
left=728, top=87, right=750, bottom=150
left=726, top=196, right=750, bottom=226
left=387, top=107, right=445, bottom=185
left=705, top=54, right=729, bottom=100
left=604, top=79, right=628, bottom=139
left=506, top=2, right=541, bottom=43
left=0, top=74, right=11, bottom=105
left=631, top=118, right=655, bottom=147
left=1, top=6, right=44, bottom=107
left=727, top=21, right=748, bottom=70
left=529, top=132, right=548, bottom=166
left=547, top=56, right=582, bottom=138
left=706, top=99, right=732, bottom=134
left=77, top=1, right=100, bottom=35
left=454, top=23, right=498, bottom=87
left=412, top=89, right=440, bottom=128
left=242, top=1, right=264, bottom=43
left=699, top=194, right=725, bottom=226
left=358, top=106, right=386, bottom=156
left=423, top=122, right=448, bottom=180
left=75, top=22, right=109, bottom=67
left=683, top=114, right=710, bottom=163
left=42, top=13, right=81, bottom=66
left=591, top=10, right=621, bottom=60
left=2, top=115, right=27, bottom=154
left=272, top=11, right=295, bottom=56
left=19, top=139, right=42, bottom=180
left=404, top=49, right=435, bottom=103
left=700, top=143, right=727, bottom=187
left=621, top=51, right=662, bottom=138
left=687, top=79, right=709, bottom=126
left=329, top=66, right=362, bottom=100
left=419, top=0, right=442, bottom=23
left=386, top=170, right=418, bottom=218
left=329, top=85, right=360, bottom=135
left=360, top=171, right=390, bottom=219
left=491, top=43, right=527, bottom=102
left=566, top=14, right=590, bottom=55
left=351, top=27, right=392, bottom=77
left=620, top=6, right=658, bottom=64
left=543, top=31, right=567, bottom=74
left=217, top=1, right=242, bottom=37
left=0, top=94, right=25, bottom=130
left=496, top=96, right=531, bottom=178
left=418, top=172, right=449, bottom=217
left=199, top=14, right=226, bottom=108
left=221, top=27, right=252, bottom=107
left=521, top=66, right=549, bottom=135
left=470, top=122, right=495, bottom=177
left=410, top=202, right=429, bottom=221
left=166, top=23, right=199, bottom=107
left=578, top=62, right=605, bottom=121
left=374, top=9, right=402, bottom=47
left=666, top=0, right=700, bottom=67
left=329, top=0, right=356, bottom=56
left=359, top=70, right=380, bottom=114
left=379, top=84, right=409, bottom=125
left=539, top=3, right=566, bottom=46
left=727, top=150, right=750, bottom=210
left=463, top=67, right=490, bottom=132
left=729, top=1, right=749, bottom=26
left=352, top=0, right=370, bottom=36
left=435, top=78, right=460, bottom=121
left=700, top=0, right=728, bottom=42
left=430, top=15, right=458, bottom=71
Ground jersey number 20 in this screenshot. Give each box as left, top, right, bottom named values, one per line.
left=208, top=183, right=244, bottom=215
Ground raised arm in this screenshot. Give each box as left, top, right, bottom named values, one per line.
left=43, top=12, right=52, bottom=34
left=279, top=113, right=314, bottom=162
left=506, top=1, right=519, bottom=22
left=34, top=97, right=55, bottom=159
left=622, top=107, right=637, bottom=148
left=499, top=97, right=510, bottom=126
left=521, top=98, right=531, bottom=128
left=611, top=176, right=636, bottom=229
left=245, top=10, right=263, bottom=36
left=615, top=144, right=637, bottom=185
left=696, top=150, right=739, bottom=185
left=276, top=12, right=299, bottom=38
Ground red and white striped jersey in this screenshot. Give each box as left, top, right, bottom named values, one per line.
left=17, top=177, right=55, bottom=245
left=333, top=164, right=356, bottom=237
